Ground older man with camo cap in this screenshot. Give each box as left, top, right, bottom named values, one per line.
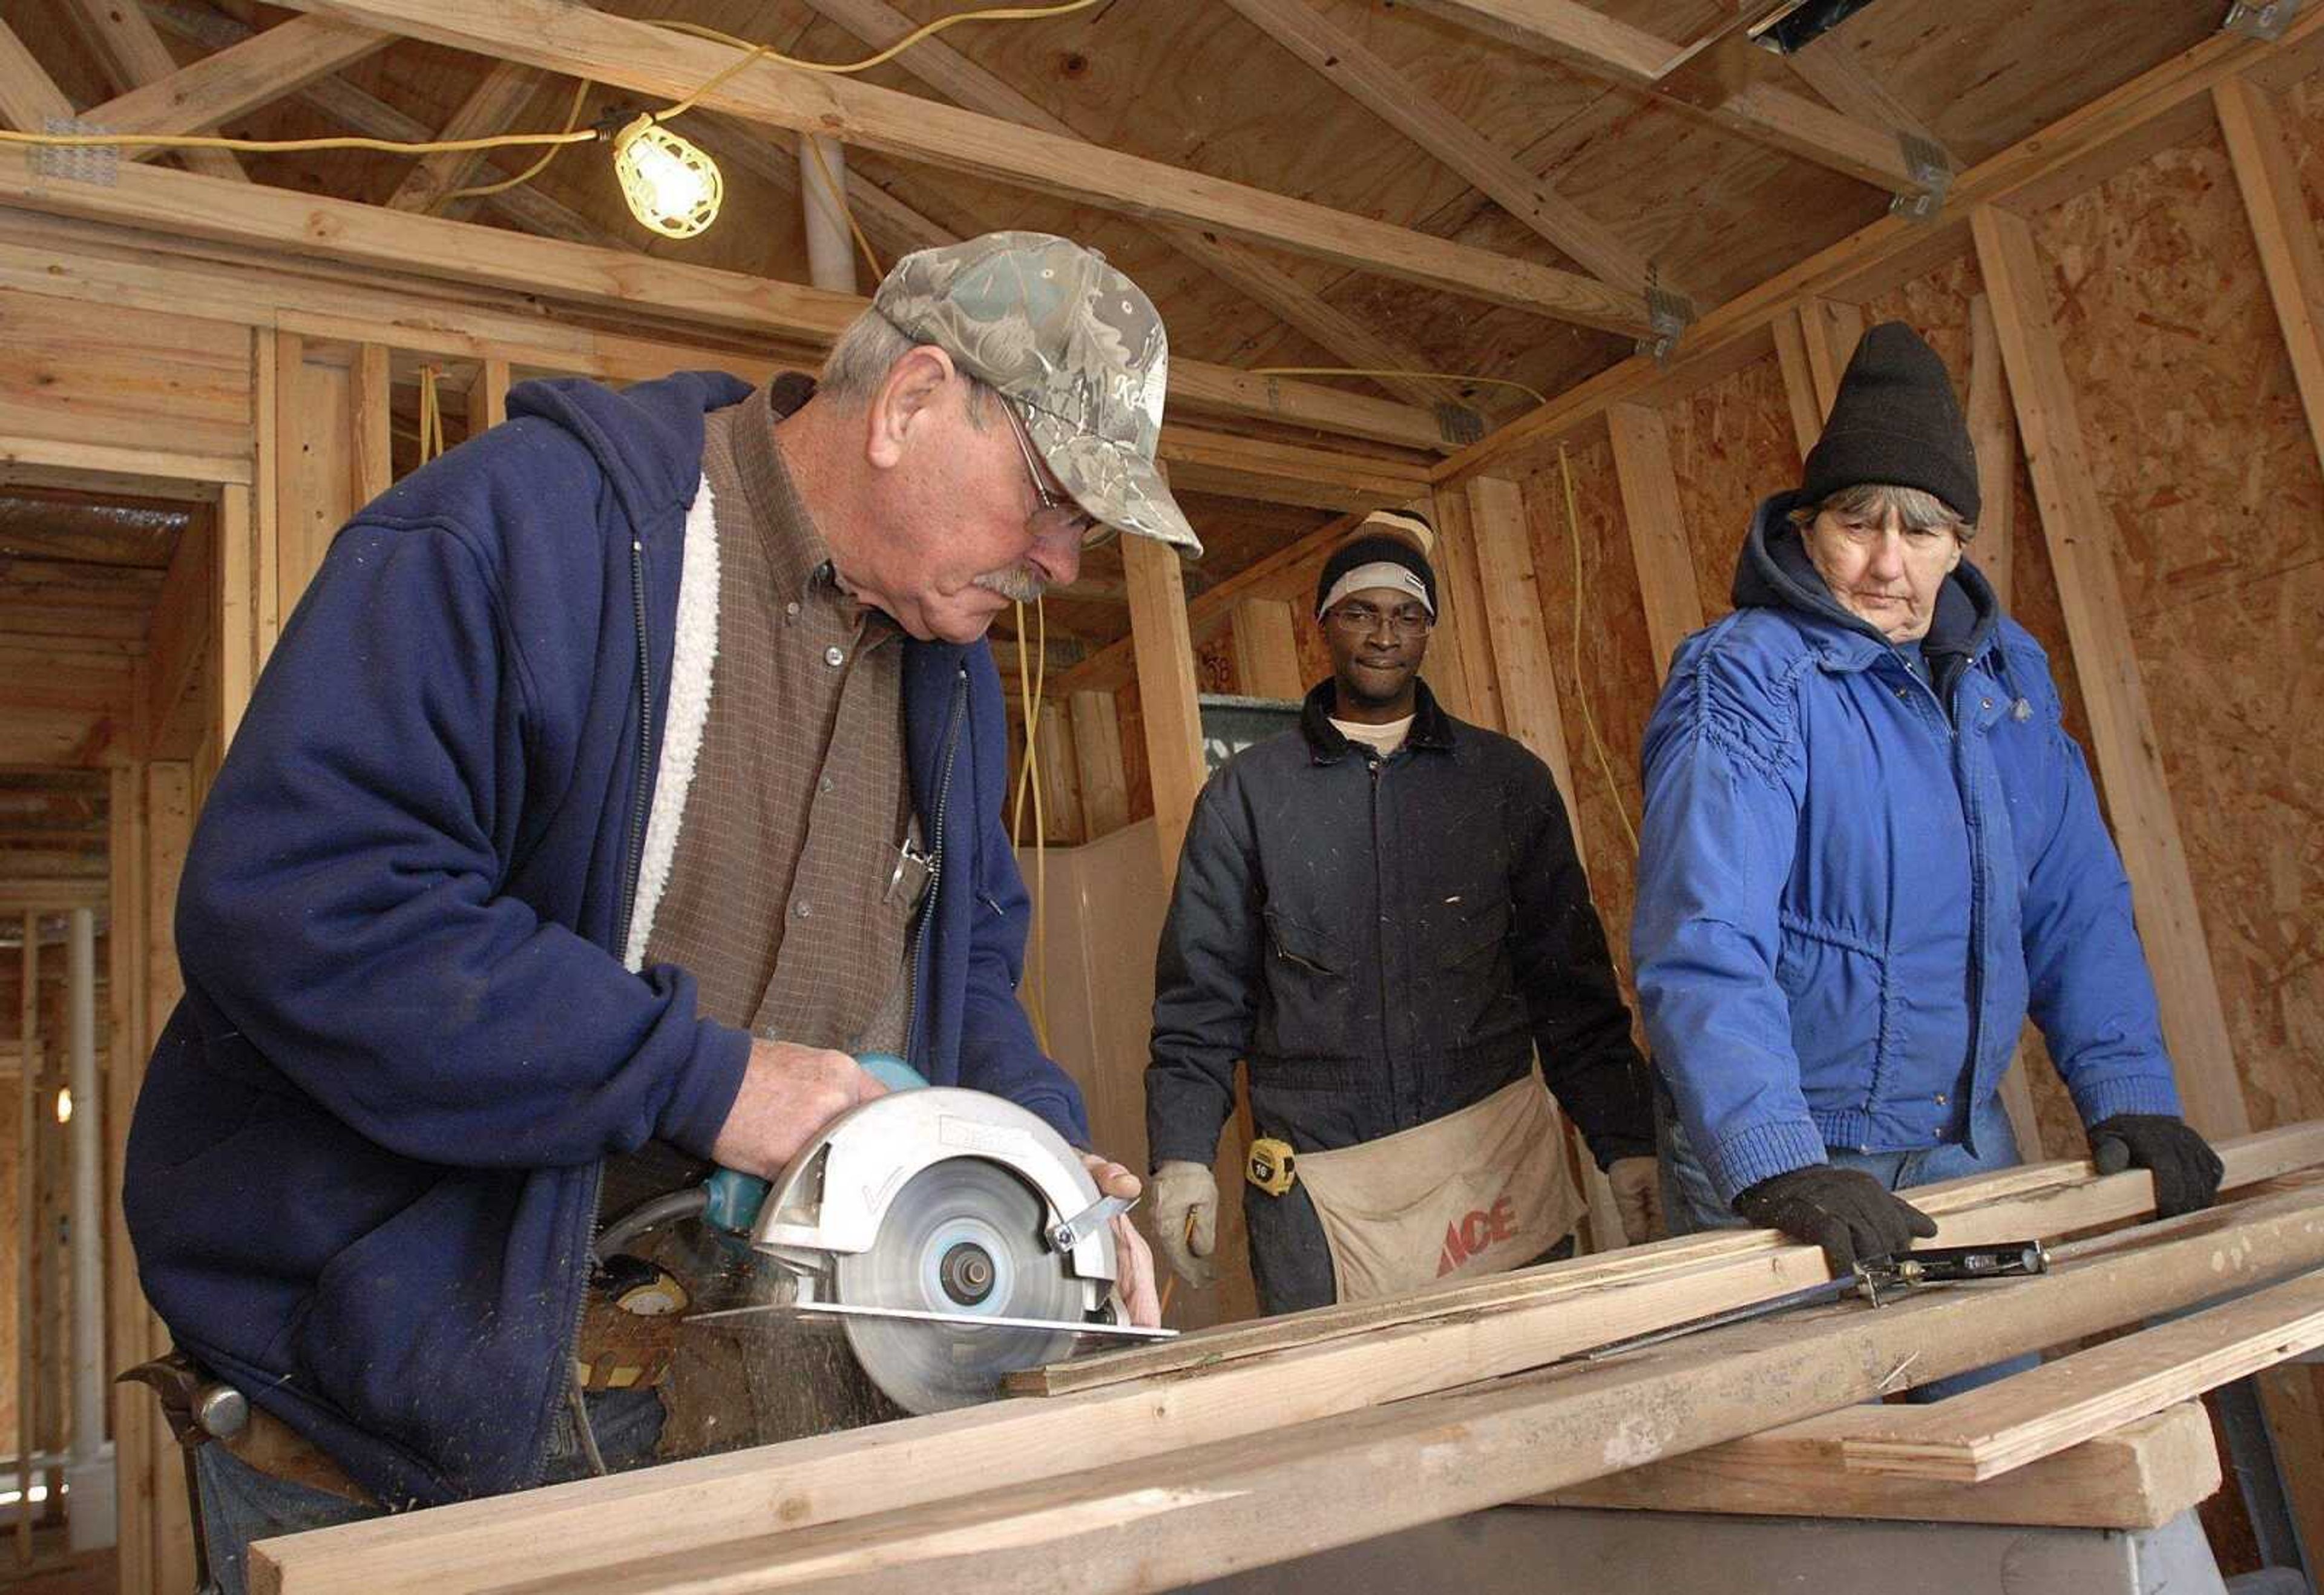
left=127, top=231, right=1196, bottom=1592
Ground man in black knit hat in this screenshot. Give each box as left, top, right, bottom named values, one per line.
left=1633, top=323, right=2221, bottom=1387
left=1144, top=508, right=1658, bottom=1314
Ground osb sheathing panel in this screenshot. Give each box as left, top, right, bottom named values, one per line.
left=2028, top=124, right=2324, bottom=1134
left=1661, top=352, right=1802, bottom=625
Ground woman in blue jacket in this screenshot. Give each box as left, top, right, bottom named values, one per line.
left=1632, top=322, right=2222, bottom=1286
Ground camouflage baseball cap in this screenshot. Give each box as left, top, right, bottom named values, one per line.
left=871, top=231, right=1201, bottom=556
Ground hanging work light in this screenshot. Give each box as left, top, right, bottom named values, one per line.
left=611, top=114, right=724, bottom=239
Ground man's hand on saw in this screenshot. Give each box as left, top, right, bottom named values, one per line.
left=1080, top=1153, right=1161, bottom=1329
left=709, top=1041, right=889, bottom=1179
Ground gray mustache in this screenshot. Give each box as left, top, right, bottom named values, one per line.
left=974, top=566, right=1048, bottom=603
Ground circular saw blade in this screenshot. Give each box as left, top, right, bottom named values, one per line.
left=832, top=1156, right=1091, bottom=1413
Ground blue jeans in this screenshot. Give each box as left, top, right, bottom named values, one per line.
left=1656, top=1084, right=2039, bottom=1402
left=194, top=1386, right=664, bottom=1595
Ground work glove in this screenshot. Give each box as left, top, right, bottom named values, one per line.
left=1732, top=1163, right=1938, bottom=1274
left=1607, top=1157, right=1663, bottom=1246
left=2089, top=1114, right=2224, bottom=1218
left=1151, top=1160, right=1219, bottom=1289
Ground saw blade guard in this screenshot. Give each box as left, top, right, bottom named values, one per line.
left=749, top=1088, right=1120, bottom=1294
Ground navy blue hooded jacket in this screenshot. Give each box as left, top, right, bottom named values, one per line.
left=1633, top=492, right=2181, bottom=1204
left=124, top=372, right=1089, bottom=1507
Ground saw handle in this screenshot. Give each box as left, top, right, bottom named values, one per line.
left=700, top=1052, right=926, bottom=1235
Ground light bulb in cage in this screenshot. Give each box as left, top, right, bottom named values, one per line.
left=612, top=115, right=723, bottom=239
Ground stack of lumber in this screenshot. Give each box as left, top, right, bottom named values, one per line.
left=250, top=1123, right=2324, bottom=1595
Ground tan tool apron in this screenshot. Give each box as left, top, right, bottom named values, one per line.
left=1288, top=1071, right=1586, bottom=1304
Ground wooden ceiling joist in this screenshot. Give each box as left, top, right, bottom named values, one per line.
left=0, top=20, right=76, bottom=133
left=1219, top=0, right=1657, bottom=297
left=1784, top=38, right=1956, bottom=173
left=62, top=0, right=248, bottom=182
left=81, top=13, right=393, bottom=161
left=1397, top=0, right=1924, bottom=196
left=792, top=0, right=1472, bottom=412
left=269, top=0, right=1655, bottom=336
left=140, top=0, right=620, bottom=248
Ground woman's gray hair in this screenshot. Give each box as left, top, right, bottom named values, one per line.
left=1788, top=481, right=1974, bottom=541
left=817, top=309, right=994, bottom=429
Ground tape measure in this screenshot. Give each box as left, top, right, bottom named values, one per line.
left=1246, top=1136, right=1298, bottom=1197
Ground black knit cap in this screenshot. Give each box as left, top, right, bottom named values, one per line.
left=1315, top=531, right=1437, bottom=620
left=1802, top=321, right=1980, bottom=524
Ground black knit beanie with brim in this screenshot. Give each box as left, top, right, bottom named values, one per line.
left=1801, top=321, right=1981, bottom=525
left=1316, top=533, right=1437, bottom=620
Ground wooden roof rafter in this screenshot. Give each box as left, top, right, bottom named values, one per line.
left=1395, top=0, right=1929, bottom=195
left=790, top=0, right=1479, bottom=412
left=60, top=0, right=248, bottom=180
left=263, top=0, right=1658, bottom=337
left=138, top=0, right=622, bottom=248
left=78, top=12, right=395, bottom=164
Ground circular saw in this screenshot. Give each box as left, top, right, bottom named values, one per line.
left=718, top=1076, right=1172, bottom=1413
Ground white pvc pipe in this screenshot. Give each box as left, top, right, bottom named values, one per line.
left=66, top=909, right=99, bottom=1465
left=798, top=134, right=857, bottom=294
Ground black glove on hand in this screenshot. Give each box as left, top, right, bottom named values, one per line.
left=2089, top=1114, right=2224, bottom=1218
left=1732, top=1163, right=1940, bottom=1274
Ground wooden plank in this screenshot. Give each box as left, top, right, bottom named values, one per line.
left=214, top=484, right=255, bottom=751
left=140, top=761, right=198, bottom=1594
left=275, top=0, right=1653, bottom=335
left=1067, top=691, right=1128, bottom=841
left=15, top=909, right=34, bottom=1567
left=1219, top=0, right=1654, bottom=294
left=252, top=328, right=283, bottom=670
left=0, top=148, right=1443, bottom=456
left=254, top=1151, right=2324, bottom=1595
left=1969, top=203, right=2247, bottom=1143
left=2214, top=76, right=2324, bottom=473
left=61, top=0, right=246, bottom=182
left=1425, top=485, right=1502, bottom=731
left=277, top=334, right=353, bottom=612
left=386, top=61, right=545, bottom=214
left=1156, top=429, right=1433, bottom=512
left=352, top=342, right=392, bottom=505
left=1023, top=1122, right=2324, bottom=1395
left=1031, top=700, right=1081, bottom=847
left=1965, top=294, right=2017, bottom=610
left=1545, top=1402, right=2218, bottom=1531
left=1463, top=476, right=1579, bottom=815
left=1785, top=42, right=1955, bottom=172
left=1604, top=403, right=1704, bottom=682
left=1842, top=1269, right=2324, bottom=1482
left=1797, top=297, right=1865, bottom=419
left=104, top=763, right=153, bottom=1595
left=142, top=512, right=212, bottom=757
left=84, top=13, right=391, bottom=157
left=1771, top=309, right=1823, bottom=459
left=0, top=19, right=74, bottom=133
left=1123, top=534, right=1206, bottom=886
left=440, top=1184, right=2324, bottom=1595
left=1227, top=597, right=1305, bottom=702
left=0, top=282, right=254, bottom=466
left=473, top=358, right=511, bottom=433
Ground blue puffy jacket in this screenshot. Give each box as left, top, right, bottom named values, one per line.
left=1632, top=492, right=2181, bottom=1205
left=125, top=372, right=1087, bottom=1507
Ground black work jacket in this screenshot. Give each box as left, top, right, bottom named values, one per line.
left=1145, top=679, right=1652, bottom=1169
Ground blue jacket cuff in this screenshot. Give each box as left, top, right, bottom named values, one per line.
left=658, top=1023, right=754, bottom=1159
left=1703, top=1117, right=1830, bottom=1207
left=2070, top=1072, right=2184, bottom=1131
